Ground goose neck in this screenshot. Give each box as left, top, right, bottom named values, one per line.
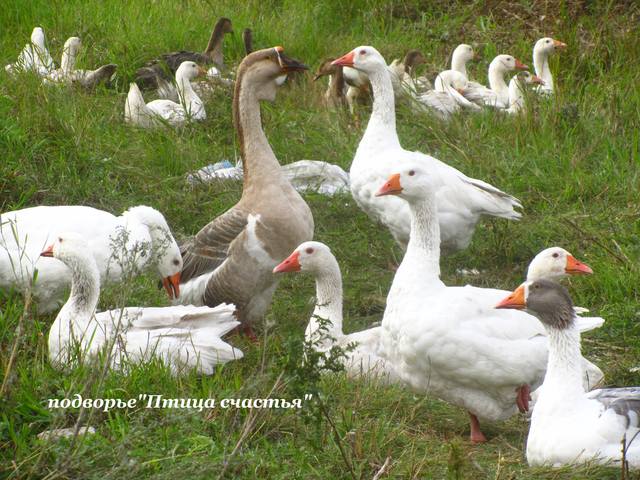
left=399, top=193, right=441, bottom=280
left=533, top=50, right=553, bottom=89
left=204, top=22, right=226, bottom=67
left=508, top=78, right=524, bottom=111
left=451, top=55, right=467, bottom=77
left=361, top=67, right=400, bottom=148
left=542, top=324, right=585, bottom=397
left=488, top=62, right=508, bottom=94
left=61, top=47, right=75, bottom=74
left=332, top=67, right=345, bottom=98
left=307, top=264, right=344, bottom=342
left=177, top=74, right=200, bottom=109
left=61, top=254, right=101, bottom=320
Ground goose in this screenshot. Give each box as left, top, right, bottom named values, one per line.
left=243, top=28, right=253, bottom=55
left=125, top=61, right=206, bottom=128
left=388, top=49, right=426, bottom=83
left=43, top=233, right=242, bottom=374
left=313, top=58, right=347, bottom=109
left=273, top=241, right=398, bottom=382
left=504, top=71, right=544, bottom=114
left=332, top=46, right=522, bottom=253
left=415, top=69, right=481, bottom=119
left=135, top=17, right=233, bottom=94
left=496, top=280, right=639, bottom=468
left=175, top=47, right=314, bottom=338
left=5, top=27, right=55, bottom=76
left=459, top=54, right=529, bottom=108
left=451, top=44, right=475, bottom=77
left=375, top=164, right=603, bottom=443
left=43, top=37, right=116, bottom=89
left=533, top=37, right=567, bottom=95
left=0, top=205, right=182, bottom=314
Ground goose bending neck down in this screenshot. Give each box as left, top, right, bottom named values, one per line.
left=43, top=233, right=242, bottom=374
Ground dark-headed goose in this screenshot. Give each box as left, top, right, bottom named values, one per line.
left=176, top=47, right=314, bottom=337
left=313, top=58, right=347, bottom=109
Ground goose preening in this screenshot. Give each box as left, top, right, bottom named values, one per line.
left=375, top=165, right=603, bottom=443
left=459, top=54, right=529, bottom=108
left=332, top=46, right=522, bottom=253
left=417, top=69, right=481, bottom=119
left=5, top=27, right=55, bottom=76
left=504, top=71, right=544, bottom=114
left=43, top=37, right=116, bottom=89
left=175, top=47, right=314, bottom=338
left=496, top=280, right=639, bottom=468
left=273, top=241, right=398, bottom=382
left=43, top=233, right=242, bottom=374
left=533, top=37, right=567, bottom=95
left=0, top=205, right=182, bottom=314
left=135, top=17, right=233, bottom=94
left=125, top=61, right=206, bottom=128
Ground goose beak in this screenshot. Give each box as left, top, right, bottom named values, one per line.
left=553, top=40, right=567, bottom=49
left=274, top=46, right=308, bottom=72
left=495, top=284, right=526, bottom=310
left=531, top=75, right=544, bottom=85
left=515, top=59, right=529, bottom=70
left=376, top=173, right=402, bottom=197
left=332, top=51, right=355, bottom=68
left=40, top=245, right=54, bottom=257
left=162, top=272, right=181, bottom=299
left=273, top=251, right=301, bottom=273
left=565, top=255, right=593, bottom=275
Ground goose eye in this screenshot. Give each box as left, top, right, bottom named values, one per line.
left=173, top=259, right=180, bottom=266
left=546, top=40, right=551, bottom=43
left=359, top=49, right=367, bottom=55
left=552, top=252, right=559, bottom=258
left=305, top=247, right=314, bottom=254
left=408, top=170, right=415, bottom=176
left=58, top=237, right=63, bottom=243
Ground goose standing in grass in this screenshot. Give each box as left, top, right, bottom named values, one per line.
left=533, top=37, right=567, bottom=95
left=43, top=233, right=242, bottom=375
left=460, top=54, right=529, bottom=108
left=0, top=205, right=182, bottom=314
left=5, top=26, right=55, bottom=75
left=43, top=37, right=116, bottom=89
left=125, top=61, right=206, bottom=128
left=332, top=46, right=522, bottom=253
left=176, top=47, right=313, bottom=338
left=496, top=280, right=639, bottom=468
left=274, top=241, right=398, bottom=382
left=376, top=165, right=603, bottom=443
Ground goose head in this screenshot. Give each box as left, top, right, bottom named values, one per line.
left=375, top=164, right=436, bottom=201
left=218, top=17, right=234, bottom=35
left=236, top=46, right=308, bottom=101
left=453, top=43, right=475, bottom=63
left=495, top=280, right=576, bottom=329
left=332, top=46, right=387, bottom=75
left=527, top=247, right=592, bottom=281
left=491, top=54, right=528, bottom=73
left=63, top=37, right=82, bottom=56
left=176, top=61, right=206, bottom=81
left=313, top=58, right=339, bottom=81
left=273, top=241, right=335, bottom=275
left=515, top=70, right=544, bottom=85
left=30, top=27, right=46, bottom=47
left=40, top=232, right=96, bottom=271
left=534, top=37, right=567, bottom=57
left=404, top=49, right=426, bottom=71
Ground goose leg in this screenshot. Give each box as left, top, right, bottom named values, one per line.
left=240, top=324, right=259, bottom=343
left=515, top=384, right=531, bottom=413
left=468, top=412, right=487, bottom=443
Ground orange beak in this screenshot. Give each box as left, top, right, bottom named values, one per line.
left=40, top=244, right=54, bottom=257
left=531, top=75, right=544, bottom=85
left=162, top=272, right=181, bottom=299
left=515, top=59, right=529, bottom=70
left=273, top=251, right=301, bottom=273
left=565, top=255, right=593, bottom=275
left=332, top=51, right=355, bottom=68
left=495, top=284, right=526, bottom=310
left=375, top=173, right=402, bottom=197
left=553, top=40, right=567, bottom=49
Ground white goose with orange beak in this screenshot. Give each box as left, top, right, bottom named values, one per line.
left=42, top=232, right=242, bottom=374
left=376, top=164, right=603, bottom=444
left=533, top=37, right=567, bottom=95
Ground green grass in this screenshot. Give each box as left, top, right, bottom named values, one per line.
left=1, top=0, right=640, bottom=478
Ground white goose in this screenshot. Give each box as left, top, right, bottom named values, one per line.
left=0, top=205, right=182, bottom=314
left=125, top=61, right=206, bottom=128
left=273, top=241, right=398, bottom=382
left=460, top=54, right=529, bottom=108
left=43, top=37, right=116, bottom=88
left=332, top=46, right=522, bottom=253
left=504, top=71, right=544, bottom=114
left=376, top=164, right=603, bottom=442
left=450, top=43, right=475, bottom=77
left=43, top=233, right=242, bottom=374
left=5, top=27, right=55, bottom=76
left=533, top=37, right=567, bottom=95
left=496, top=280, right=639, bottom=468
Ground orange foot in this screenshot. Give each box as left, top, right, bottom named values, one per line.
left=515, top=384, right=531, bottom=413
left=469, top=412, right=487, bottom=443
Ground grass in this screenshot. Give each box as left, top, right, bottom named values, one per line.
left=1, top=0, right=639, bottom=478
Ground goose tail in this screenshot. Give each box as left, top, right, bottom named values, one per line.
left=125, top=82, right=153, bottom=127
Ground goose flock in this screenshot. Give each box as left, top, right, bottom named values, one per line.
left=3, top=18, right=638, bottom=471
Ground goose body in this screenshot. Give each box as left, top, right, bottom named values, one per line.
left=0, top=205, right=182, bottom=314
left=497, top=280, right=638, bottom=468
left=332, top=46, right=522, bottom=253
left=533, top=37, right=566, bottom=95
left=274, top=241, right=398, bottom=382
left=5, top=27, right=55, bottom=76
left=418, top=69, right=481, bottom=118
left=43, top=37, right=116, bottom=88
left=376, top=165, right=603, bottom=442
left=176, top=48, right=314, bottom=335
left=44, top=233, right=242, bottom=375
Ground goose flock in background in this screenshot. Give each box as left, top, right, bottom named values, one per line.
left=3, top=16, right=639, bottom=471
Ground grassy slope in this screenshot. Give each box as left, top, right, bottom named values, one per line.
left=1, top=0, right=639, bottom=478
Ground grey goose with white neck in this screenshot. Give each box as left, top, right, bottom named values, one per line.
left=496, top=280, right=639, bottom=469
left=176, top=47, right=314, bottom=339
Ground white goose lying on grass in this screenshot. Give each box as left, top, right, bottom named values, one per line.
left=125, top=61, right=206, bottom=128
left=274, top=241, right=398, bottom=383
left=533, top=37, right=567, bottom=95
left=0, top=205, right=182, bottom=314
left=43, top=36, right=116, bottom=89
left=375, top=164, right=603, bottom=443
left=460, top=54, right=529, bottom=108
left=43, top=233, right=242, bottom=374
left=496, top=280, right=639, bottom=468
left=504, top=71, right=544, bottom=114
left=5, top=27, right=55, bottom=76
